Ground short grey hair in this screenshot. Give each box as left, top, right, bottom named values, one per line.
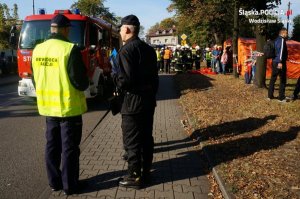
left=50, top=26, right=69, bottom=34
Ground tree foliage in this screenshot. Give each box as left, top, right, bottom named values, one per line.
left=292, top=15, right=300, bottom=42
left=71, top=0, right=116, bottom=23
left=167, top=0, right=236, bottom=46
left=148, top=22, right=160, bottom=34
left=164, top=0, right=282, bottom=86
left=147, top=18, right=177, bottom=36
left=13, top=4, right=19, bottom=20
left=165, top=0, right=282, bottom=46
left=159, top=18, right=177, bottom=29
left=0, top=3, right=19, bottom=49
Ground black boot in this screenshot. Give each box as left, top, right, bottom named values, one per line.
left=119, top=169, right=141, bottom=189
left=141, top=167, right=152, bottom=185
left=122, top=152, right=128, bottom=161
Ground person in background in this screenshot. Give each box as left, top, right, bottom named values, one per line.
left=155, top=48, right=162, bottom=72
left=31, top=14, right=89, bottom=195
left=163, top=47, right=172, bottom=73
left=113, top=14, right=158, bottom=189
left=0, top=52, right=7, bottom=75
left=251, top=56, right=257, bottom=83
left=186, top=47, right=193, bottom=70
left=194, top=46, right=201, bottom=70
left=216, top=46, right=222, bottom=73
left=205, top=47, right=211, bottom=68
left=268, top=28, right=288, bottom=102
left=289, top=77, right=300, bottom=100
left=220, top=47, right=229, bottom=74
left=211, top=45, right=221, bottom=72
left=244, top=59, right=252, bottom=84
left=170, top=46, right=177, bottom=72
left=250, top=50, right=263, bottom=83
left=173, top=45, right=182, bottom=72
left=160, top=47, right=165, bottom=72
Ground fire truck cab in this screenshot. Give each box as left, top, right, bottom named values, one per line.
left=16, top=9, right=120, bottom=98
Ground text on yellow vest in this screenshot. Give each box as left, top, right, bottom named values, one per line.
left=32, top=39, right=87, bottom=117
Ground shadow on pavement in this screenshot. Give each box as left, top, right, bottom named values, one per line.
left=156, top=74, right=180, bottom=101
left=154, top=115, right=278, bottom=154
left=190, top=115, right=278, bottom=142
left=174, top=72, right=214, bottom=92
left=204, top=126, right=300, bottom=167
left=78, top=124, right=299, bottom=193
left=86, top=98, right=109, bottom=112
left=156, top=73, right=214, bottom=101
left=77, top=74, right=299, bottom=193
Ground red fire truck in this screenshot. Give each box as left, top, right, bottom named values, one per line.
left=15, top=9, right=120, bottom=98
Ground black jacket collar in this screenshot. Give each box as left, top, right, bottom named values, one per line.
left=124, top=36, right=139, bottom=45
left=49, top=33, right=70, bottom=42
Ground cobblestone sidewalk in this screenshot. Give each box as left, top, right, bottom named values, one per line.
left=49, top=74, right=210, bottom=199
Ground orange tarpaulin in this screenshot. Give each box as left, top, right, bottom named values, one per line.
left=224, top=38, right=300, bottom=79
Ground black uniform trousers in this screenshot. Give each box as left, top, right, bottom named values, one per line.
left=268, top=61, right=287, bottom=100
left=121, top=108, right=155, bottom=176
left=45, top=115, right=82, bottom=191
left=195, top=60, right=200, bottom=70
left=293, top=77, right=300, bottom=97
left=164, top=59, right=171, bottom=73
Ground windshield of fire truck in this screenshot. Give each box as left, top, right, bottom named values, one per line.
left=19, top=20, right=85, bottom=49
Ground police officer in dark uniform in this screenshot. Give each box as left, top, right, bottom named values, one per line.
left=112, top=15, right=159, bottom=189
left=32, top=14, right=89, bottom=195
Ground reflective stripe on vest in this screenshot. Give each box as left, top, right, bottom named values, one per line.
left=192, top=49, right=196, bottom=55
left=156, top=50, right=161, bottom=61
left=32, top=39, right=87, bottom=117
left=206, top=52, right=212, bottom=61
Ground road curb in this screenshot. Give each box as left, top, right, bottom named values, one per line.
left=182, top=106, right=234, bottom=199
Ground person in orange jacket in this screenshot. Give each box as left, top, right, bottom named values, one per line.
left=163, top=47, right=172, bottom=73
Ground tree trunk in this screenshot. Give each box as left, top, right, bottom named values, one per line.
left=254, top=25, right=267, bottom=88
left=213, top=32, right=223, bottom=45
left=232, top=0, right=239, bottom=78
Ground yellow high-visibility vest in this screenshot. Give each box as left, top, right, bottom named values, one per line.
left=32, top=39, right=87, bottom=117
left=156, top=50, right=162, bottom=61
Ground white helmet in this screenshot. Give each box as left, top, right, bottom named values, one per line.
left=195, top=46, right=200, bottom=50
left=176, top=44, right=181, bottom=49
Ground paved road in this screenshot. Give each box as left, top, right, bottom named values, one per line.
left=49, top=74, right=210, bottom=199
left=0, top=81, right=109, bottom=199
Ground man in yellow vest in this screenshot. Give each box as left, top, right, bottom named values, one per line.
left=155, top=47, right=162, bottom=71
left=32, top=14, right=89, bottom=195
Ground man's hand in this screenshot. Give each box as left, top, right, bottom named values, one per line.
left=277, top=63, right=282, bottom=69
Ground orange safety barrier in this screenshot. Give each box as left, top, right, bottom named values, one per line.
left=224, top=38, right=300, bottom=79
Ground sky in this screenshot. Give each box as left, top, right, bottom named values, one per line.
left=0, top=0, right=174, bottom=32
left=275, top=0, right=300, bottom=35
left=1, top=0, right=299, bottom=33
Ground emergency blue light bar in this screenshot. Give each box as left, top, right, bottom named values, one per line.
left=74, top=8, right=80, bottom=15
left=39, top=8, right=45, bottom=15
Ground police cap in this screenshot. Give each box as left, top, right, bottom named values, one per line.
left=51, top=14, right=71, bottom=27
